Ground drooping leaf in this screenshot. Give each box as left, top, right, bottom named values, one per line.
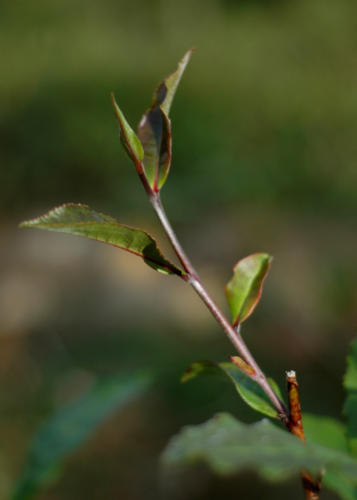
left=137, top=49, right=192, bottom=192
left=137, top=105, right=172, bottom=191
left=111, top=93, right=144, bottom=163
left=162, top=413, right=357, bottom=496
left=12, top=372, right=152, bottom=500
left=304, top=413, right=357, bottom=500
left=344, top=336, right=357, bottom=459
left=225, top=253, right=272, bottom=326
left=181, top=360, right=280, bottom=418
left=20, top=204, right=184, bottom=276
left=154, top=49, right=193, bottom=116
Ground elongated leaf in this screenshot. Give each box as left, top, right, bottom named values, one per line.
left=137, top=49, right=192, bottom=191
left=304, top=414, right=357, bottom=500
left=111, top=92, right=144, bottom=163
left=225, top=253, right=272, bottom=326
left=182, top=360, right=279, bottom=418
left=12, top=371, right=152, bottom=500
left=20, top=204, right=184, bottom=276
left=137, top=105, right=172, bottom=191
left=154, top=49, right=193, bottom=115
left=162, top=413, right=357, bottom=495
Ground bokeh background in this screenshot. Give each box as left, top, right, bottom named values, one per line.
left=1, top=0, right=357, bottom=498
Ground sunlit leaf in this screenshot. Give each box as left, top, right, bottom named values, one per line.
left=137, top=49, right=192, bottom=191
left=154, top=49, right=193, bottom=116
left=20, top=204, right=184, bottom=276
left=181, top=360, right=279, bottom=418
left=225, top=253, right=272, bottom=326
left=12, top=372, right=152, bottom=500
left=111, top=93, right=144, bottom=163
left=162, top=413, right=357, bottom=494
left=137, top=105, right=171, bottom=191
left=344, top=336, right=357, bottom=458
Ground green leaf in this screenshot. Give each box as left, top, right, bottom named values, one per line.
left=162, top=413, right=357, bottom=494
left=304, top=413, right=357, bottom=499
left=20, top=204, right=184, bottom=276
left=182, top=360, right=279, bottom=418
left=137, top=105, right=172, bottom=191
left=225, top=253, right=272, bottom=326
left=136, top=49, right=193, bottom=191
left=154, top=49, right=193, bottom=116
left=12, top=371, right=152, bottom=500
left=304, top=413, right=348, bottom=453
left=111, top=92, right=144, bottom=163
left=344, top=336, right=357, bottom=459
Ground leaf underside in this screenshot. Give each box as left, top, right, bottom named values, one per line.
left=162, top=413, right=357, bottom=497
left=225, top=253, right=272, bottom=325
left=20, top=204, right=184, bottom=276
left=12, top=372, right=152, bottom=500
left=182, top=360, right=280, bottom=418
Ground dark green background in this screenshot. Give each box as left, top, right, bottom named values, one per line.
left=1, top=0, right=357, bottom=498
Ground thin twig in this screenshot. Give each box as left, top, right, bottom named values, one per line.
left=150, top=192, right=288, bottom=421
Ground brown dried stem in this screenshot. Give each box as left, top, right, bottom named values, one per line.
left=286, top=371, right=322, bottom=499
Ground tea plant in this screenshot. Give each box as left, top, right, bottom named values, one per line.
left=18, top=50, right=357, bottom=499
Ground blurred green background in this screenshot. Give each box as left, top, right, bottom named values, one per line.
left=1, top=0, right=357, bottom=498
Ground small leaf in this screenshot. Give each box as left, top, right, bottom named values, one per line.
left=225, top=253, right=272, bottom=326
left=231, top=356, right=255, bottom=376
left=20, top=204, right=184, bottom=276
left=137, top=49, right=192, bottom=191
left=181, top=360, right=278, bottom=418
left=111, top=92, right=144, bottom=163
left=12, top=371, right=152, bottom=500
left=154, top=49, right=193, bottom=116
left=162, top=413, right=357, bottom=495
left=137, top=106, right=172, bottom=191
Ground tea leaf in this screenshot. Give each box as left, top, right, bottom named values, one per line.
left=111, top=93, right=144, bottom=163
left=225, top=253, right=272, bottom=326
left=137, top=49, right=192, bottom=191
left=182, top=360, right=279, bottom=418
left=162, top=413, right=357, bottom=495
left=137, top=106, right=171, bottom=191
left=20, top=204, right=184, bottom=276
left=154, top=49, right=193, bottom=115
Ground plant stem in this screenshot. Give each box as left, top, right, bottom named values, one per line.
left=286, top=371, right=322, bottom=499
left=151, top=193, right=288, bottom=421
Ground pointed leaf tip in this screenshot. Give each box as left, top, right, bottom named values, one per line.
left=111, top=92, right=144, bottom=164
left=225, top=253, right=272, bottom=326
left=155, top=48, right=193, bottom=115
left=136, top=49, right=193, bottom=192
left=20, top=204, right=184, bottom=276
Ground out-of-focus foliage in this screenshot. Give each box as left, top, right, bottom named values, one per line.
left=12, top=371, right=151, bottom=500
left=162, top=412, right=357, bottom=497
left=344, top=337, right=357, bottom=458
